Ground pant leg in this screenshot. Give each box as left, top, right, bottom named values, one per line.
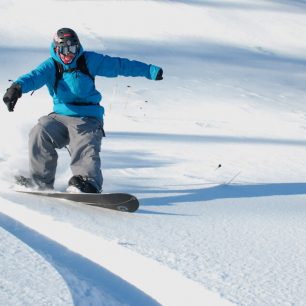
left=67, top=117, right=103, bottom=191
left=29, top=115, right=69, bottom=188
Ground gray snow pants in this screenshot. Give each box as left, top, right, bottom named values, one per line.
left=29, top=113, right=104, bottom=190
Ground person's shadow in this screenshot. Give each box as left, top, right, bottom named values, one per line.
left=139, top=182, right=306, bottom=208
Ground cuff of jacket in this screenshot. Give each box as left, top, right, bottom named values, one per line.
left=149, top=65, right=162, bottom=80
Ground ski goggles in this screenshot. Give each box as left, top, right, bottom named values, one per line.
left=58, top=44, right=78, bottom=55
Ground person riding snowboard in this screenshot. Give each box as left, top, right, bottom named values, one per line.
left=3, top=28, right=163, bottom=193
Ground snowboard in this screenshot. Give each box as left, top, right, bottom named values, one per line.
left=16, top=190, right=139, bottom=212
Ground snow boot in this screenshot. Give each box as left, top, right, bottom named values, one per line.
left=15, top=175, right=53, bottom=191
left=15, top=175, right=35, bottom=188
left=67, top=175, right=100, bottom=193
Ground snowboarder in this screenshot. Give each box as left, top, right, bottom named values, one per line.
left=3, top=28, right=163, bottom=193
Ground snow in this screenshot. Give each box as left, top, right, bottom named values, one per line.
left=0, top=0, right=306, bottom=305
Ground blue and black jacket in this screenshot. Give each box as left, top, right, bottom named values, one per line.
left=15, top=43, right=162, bottom=120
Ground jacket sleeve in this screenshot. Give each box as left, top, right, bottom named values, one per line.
left=87, top=52, right=161, bottom=80
left=15, top=58, right=55, bottom=94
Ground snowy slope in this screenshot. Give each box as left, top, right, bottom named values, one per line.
left=1, top=0, right=306, bottom=305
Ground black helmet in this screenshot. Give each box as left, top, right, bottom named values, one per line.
left=53, top=28, right=80, bottom=64
left=53, top=28, right=80, bottom=48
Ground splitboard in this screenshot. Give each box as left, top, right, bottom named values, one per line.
left=16, top=190, right=139, bottom=212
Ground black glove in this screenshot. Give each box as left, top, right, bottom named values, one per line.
left=156, top=68, right=163, bottom=80
left=3, top=83, right=22, bottom=112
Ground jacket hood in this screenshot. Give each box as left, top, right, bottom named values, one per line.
left=50, top=42, right=84, bottom=68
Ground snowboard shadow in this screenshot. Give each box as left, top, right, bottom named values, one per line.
left=139, top=182, right=306, bottom=208
left=0, top=213, right=159, bottom=306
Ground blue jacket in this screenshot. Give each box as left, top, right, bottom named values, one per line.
left=16, top=43, right=162, bottom=120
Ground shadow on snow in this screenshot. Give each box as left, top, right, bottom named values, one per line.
left=107, top=131, right=306, bottom=147
left=157, top=0, right=306, bottom=13
left=1, top=36, right=306, bottom=73
left=139, top=182, right=306, bottom=208
left=0, top=213, right=159, bottom=306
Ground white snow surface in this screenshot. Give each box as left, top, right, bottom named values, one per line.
left=0, top=0, right=306, bottom=305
